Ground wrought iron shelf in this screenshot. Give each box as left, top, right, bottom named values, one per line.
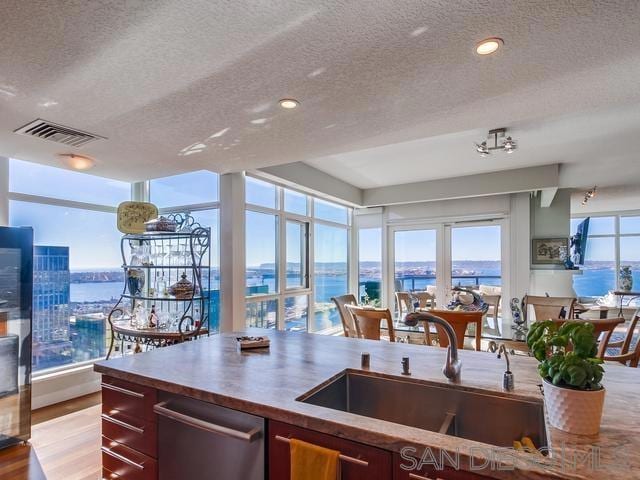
left=123, top=265, right=199, bottom=270
left=107, top=213, right=212, bottom=359
left=124, top=230, right=210, bottom=241
left=121, top=293, right=204, bottom=302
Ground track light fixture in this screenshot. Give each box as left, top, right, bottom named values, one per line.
left=581, top=186, right=597, bottom=206
left=475, top=128, right=517, bottom=156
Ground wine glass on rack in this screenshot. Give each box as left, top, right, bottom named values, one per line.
left=170, top=241, right=182, bottom=267
left=130, top=245, right=142, bottom=266
left=150, top=244, right=163, bottom=266
left=162, top=244, right=172, bottom=267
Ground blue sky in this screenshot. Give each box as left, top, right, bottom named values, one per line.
left=360, top=225, right=502, bottom=263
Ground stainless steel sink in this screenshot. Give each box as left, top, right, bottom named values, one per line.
left=297, top=370, right=547, bottom=449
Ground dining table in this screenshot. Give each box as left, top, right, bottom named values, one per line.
left=395, top=308, right=483, bottom=351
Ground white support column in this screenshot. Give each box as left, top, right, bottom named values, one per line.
left=0, top=157, right=9, bottom=226
left=219, top=172, right=246, bottom=332
left=131, top=181, right=149, bottom=202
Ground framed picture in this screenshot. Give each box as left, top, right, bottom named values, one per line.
left=532, top=237, right=569, bottom=265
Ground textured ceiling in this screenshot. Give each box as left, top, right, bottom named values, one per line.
left=1, top=1, right=639, bottom=183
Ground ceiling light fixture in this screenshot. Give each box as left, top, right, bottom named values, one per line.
left=279, top=98, right=299, bottom=109
left=474, top=128, right=517, bottom=157
left=581, top=186, right=597, bottom=206
left=476, top=141, right=490, bottom=157
left=476, top=37, right=503, bottom=55
left=58, top=153, right=96, bottom=171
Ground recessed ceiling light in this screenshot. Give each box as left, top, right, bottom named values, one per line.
left=476, top=37, right=503, bottom=55
left=279, top=99, right=299, bottom=109
left=59, top=153, right=96, bottom=171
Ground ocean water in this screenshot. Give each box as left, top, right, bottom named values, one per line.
left=574, top=269, right=640, bottom=297
left=69, top=269, right=635, bottom=305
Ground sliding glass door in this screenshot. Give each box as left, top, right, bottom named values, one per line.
left=388, top=221, right=505, bottom=327
left=389, top=226, right=442, bottom=317
left=449, top=224, right=502, bottom=289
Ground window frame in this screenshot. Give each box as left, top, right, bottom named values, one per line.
left=7, top=164, right=127, bottom=378
left=244, top=173, right=351, bottom=332
left=571, top=211, right=640, bottom=297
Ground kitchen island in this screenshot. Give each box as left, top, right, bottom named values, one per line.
left=94, top=331, right=640, bottom=479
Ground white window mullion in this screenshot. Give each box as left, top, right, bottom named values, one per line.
left=277, top=208, right=286, bottom=330
left=615, top=216, right=621, bottom=291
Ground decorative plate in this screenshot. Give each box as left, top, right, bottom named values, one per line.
left=117, top=201, right=159, bottom=234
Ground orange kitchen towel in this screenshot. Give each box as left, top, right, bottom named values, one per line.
left=290, top=438, right=341, bottom=480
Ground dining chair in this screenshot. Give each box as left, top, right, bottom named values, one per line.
left=418, top=309, right=483, bottom=350
left=395, top=292, right=413, bottom=318
left=331, top=294, right=359, bottom=338
left=604, top=310, right=640, bottom=367
left=477, top=285, right=501, bottom=327
left=523, top=295, right=576, bottom=323
left=552, top=318, right=625, bottom=359
left=345, top=305, right=396, bottom=342
left=412, top=291, right=436, bottom=309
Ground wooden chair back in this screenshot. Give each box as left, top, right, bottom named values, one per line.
left=523, top=295, right=576, bottom=323
left=420, top=309, right=483, bottom=350
left=604, top=310, right=640, bottom=367
left=480, top=293, right=501, bottom=322
left=395, top=292, right=413, bottom=318
left=552, top=318, right=625, bottom=359
left=331, top=294, right=359, bottom=338
left=345, top=305, right=396, bottom=342
left=413, top=291, right=436, bottom=309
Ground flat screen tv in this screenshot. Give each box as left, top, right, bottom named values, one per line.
left=572, top=217, right=590, bottom=266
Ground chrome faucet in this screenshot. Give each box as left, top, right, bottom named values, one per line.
left=401, top=356, right=411, bottom=375
left=497, top=344, right=514, bottom=391
left=405, top=312, right=461, bottom=381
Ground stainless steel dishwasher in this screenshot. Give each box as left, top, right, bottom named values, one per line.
left=154, top=392, right=265, bottom=480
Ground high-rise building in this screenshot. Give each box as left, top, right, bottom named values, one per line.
left=32, top=246, right=73, bottom=370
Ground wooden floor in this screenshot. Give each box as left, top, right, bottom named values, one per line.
left=0, top=393, right=102, bottom=480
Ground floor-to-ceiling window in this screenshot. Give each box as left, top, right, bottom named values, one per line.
left=572, top=214, right=640, bottom=299
left=8, top=158, right=129, bottom=371
left=358, top=228, right=382, bottom=305
left=149, top=170, right=220, bottom=331
left=244, top=176, right=350, bottom=333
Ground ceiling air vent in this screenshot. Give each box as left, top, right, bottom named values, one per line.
left=14, top=119, right=105, bottom=147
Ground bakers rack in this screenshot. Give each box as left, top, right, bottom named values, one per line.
left=106, top=213, right=211, bottom=358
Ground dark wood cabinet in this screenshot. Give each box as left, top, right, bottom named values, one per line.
left=101, top=376, right=158, bottom=479
left=98, top=376, right=494, bottom=480
left=393, top=453, right=491, bottom=480
left=269, top=420, right=393, bottom=480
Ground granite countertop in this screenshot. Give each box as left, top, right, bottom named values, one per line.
left=94, top=331, right=640, bottom=479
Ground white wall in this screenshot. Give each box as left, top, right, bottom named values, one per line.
left=386, top=194, right=511, bottom=223
left=570, top=185, right=640, bottom=215
left=32, top=364, right=101, bottom=409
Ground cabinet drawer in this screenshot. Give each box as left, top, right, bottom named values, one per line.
left=102, top=410, right=157, bottom=458
left=269, top=420, right=392, bottom=480
left=102, top=467, right=121, bottom=479
left=102, top=436, right=157, bottom=480
left=102, top=376, right=157, bottom=423
left=394, top=453, right=490, bottom=480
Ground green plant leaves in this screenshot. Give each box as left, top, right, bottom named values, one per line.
left=525, top=320, right=604, bottom=391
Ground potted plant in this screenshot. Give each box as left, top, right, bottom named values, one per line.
left=526, top=320, right=605, bottom=436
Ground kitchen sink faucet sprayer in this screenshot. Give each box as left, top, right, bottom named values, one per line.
left=497, top=344, right=514, bottom=391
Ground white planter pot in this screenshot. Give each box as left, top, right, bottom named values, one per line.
left=543, top=379, right=605, bottom=436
